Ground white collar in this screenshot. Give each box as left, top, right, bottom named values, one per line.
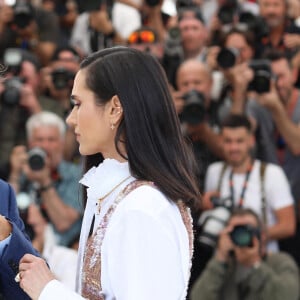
left=79, top=158, right=132, bottom=200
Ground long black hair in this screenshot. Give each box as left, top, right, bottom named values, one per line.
left=80, top=47, right=201, bottom=209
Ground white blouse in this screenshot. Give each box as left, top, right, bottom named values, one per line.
left=39, top=159, right=191, bottom=300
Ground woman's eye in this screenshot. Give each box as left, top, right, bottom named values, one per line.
left=70, top=98, right=80, bottom=108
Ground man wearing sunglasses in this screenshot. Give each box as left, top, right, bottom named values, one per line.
left=127, top=26, right=164, bottom=60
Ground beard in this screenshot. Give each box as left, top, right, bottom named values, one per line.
left=265, top=15, right=284, bottom=29
left=226, top=152, right=250, bottom=168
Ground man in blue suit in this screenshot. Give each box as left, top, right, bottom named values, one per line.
left=0, top=179, right=39, bottom=299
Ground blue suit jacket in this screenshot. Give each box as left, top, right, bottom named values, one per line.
left=0, top=179, right=39, bottom=300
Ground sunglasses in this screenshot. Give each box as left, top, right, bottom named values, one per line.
left=128, top=30, right=156, bottom=45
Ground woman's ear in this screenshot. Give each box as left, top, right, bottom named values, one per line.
left=109, top=95, right=123, bottom=123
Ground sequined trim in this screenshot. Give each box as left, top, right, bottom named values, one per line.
left=81, top=180, right=193, bottom=299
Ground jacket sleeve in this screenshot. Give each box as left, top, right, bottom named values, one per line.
left=0, top=181, right=40, bottom=300
left=246, top=253, right=299, bottom=300
left=190, top=257, right=227, bottom=300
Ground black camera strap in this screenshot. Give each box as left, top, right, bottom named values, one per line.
left=218, top=161, right=268, bottom=225
left=229, top=161, right=254, bottom=208
left=259, top=161, right=267, bottom=225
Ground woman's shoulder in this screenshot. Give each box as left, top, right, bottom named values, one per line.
left=118, top=182, right=176, bottom=217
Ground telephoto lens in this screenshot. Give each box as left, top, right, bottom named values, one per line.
left=28, top=147, right=46, bottom=171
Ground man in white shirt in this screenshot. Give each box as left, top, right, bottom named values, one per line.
left=202, top=114, right=295, bottom=252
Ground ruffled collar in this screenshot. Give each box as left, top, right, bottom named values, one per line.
left=79, top=158, right=131, bottom=201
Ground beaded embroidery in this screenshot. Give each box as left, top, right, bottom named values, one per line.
left=81, top=180, right=193, bottom=300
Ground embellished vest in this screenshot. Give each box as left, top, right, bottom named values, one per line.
left=81, top=180, right=194, bottom=299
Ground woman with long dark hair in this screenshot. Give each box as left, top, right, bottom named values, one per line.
left=19, top=47, right=201, bottom=300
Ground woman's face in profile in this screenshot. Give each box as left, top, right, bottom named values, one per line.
left=66, top=69, right=116, bottom=157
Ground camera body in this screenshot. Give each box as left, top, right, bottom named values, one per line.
left=248, top=59, right=272, bottom=94
left=1, top=77, right=24, bottom=105
left=51, top=68, right=75, bottom=90
left=28, top=147, right=46, bottom=171
left=216, top=55, right=272, bottom=94
left=179, top=90, right=206, bottom=125
left=198, top=196, right=233, bottom=248
left=230, top=224, right=261, bottom=247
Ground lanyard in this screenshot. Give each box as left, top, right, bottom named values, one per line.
left=229, top=162, right=254, bottom=207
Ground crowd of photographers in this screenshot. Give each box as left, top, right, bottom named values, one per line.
left=0, top=0, right=300, bottom=298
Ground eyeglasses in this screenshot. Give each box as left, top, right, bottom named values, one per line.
left=128, top=30, right=156, bottom=45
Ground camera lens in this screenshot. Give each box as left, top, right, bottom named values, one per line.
left=217, top=48, right=239, bottom=69
left=230, top=225, right=253, bottom=247
left=28, top=147, right=46, bottom=171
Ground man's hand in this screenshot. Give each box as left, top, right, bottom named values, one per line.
left=19, top=254, right=55, bottom=300
left=256, top=81, right=284, bottom=112
left=226, top=63, right=254, bottom=93
left=22, top=156, right=52, bottom=187
left=202, top=191, right=219, bottom=210
left=234, top=236, right=261, bottom=268
left=215, top=226, right=234, bottom=263
left=0, top=215, right=12, bottom=241
left=283, top=33, right=300, bottom=49
left=19, top=84, right=42, bottom=114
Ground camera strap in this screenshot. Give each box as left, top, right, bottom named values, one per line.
left=218, top=161, right=268, bottom=225
left=260, top=161, right=267, bottom=225
left=229, top=161, right=254, bottom=208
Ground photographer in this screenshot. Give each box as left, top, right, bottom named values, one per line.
left=162, top=6, right=208, bottom=85
left=247, top=49, right=300, bottom=265
left=70, top=1, right=124, bottom=57
left=191, top=208, right=299, bottom=300
left=176, top=59, right=224, bottom=168
left=0, top=49, right=64, bottom=165
left=1, top=0, right=60, bottom=66
left=257, top=0, right=300, bottom=59
left=40, top=46, right=81, bottom=162
left=202, top=114, right=295, bottom=252
left=8, top=111, right=83, bottom=247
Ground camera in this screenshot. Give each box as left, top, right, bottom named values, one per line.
left=28, top=147, right=46, bottom=171
left=1, top=76, right=24, bottom=106
left=230, top=224, right=261, bottom=247
left=51, top=68, right=75, bottom=90
left=179, top=90, right=206, bottom=125
left=217, top=47, right=240, bottom=69
left=13, top=1, right=34, bottom=29
left=248, top=59, right=272, bottom=94
left=217, top=0, right=238, bottom=25
left=198, top=196, right=233, bottom=248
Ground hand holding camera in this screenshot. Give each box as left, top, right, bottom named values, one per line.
left=216, top=222, right=262, bottom=267
left=215, top=226, right=235, bottom=263
left=256, top=81, right=283, bottom=113
left=225, top=62, right=254, bottom=94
